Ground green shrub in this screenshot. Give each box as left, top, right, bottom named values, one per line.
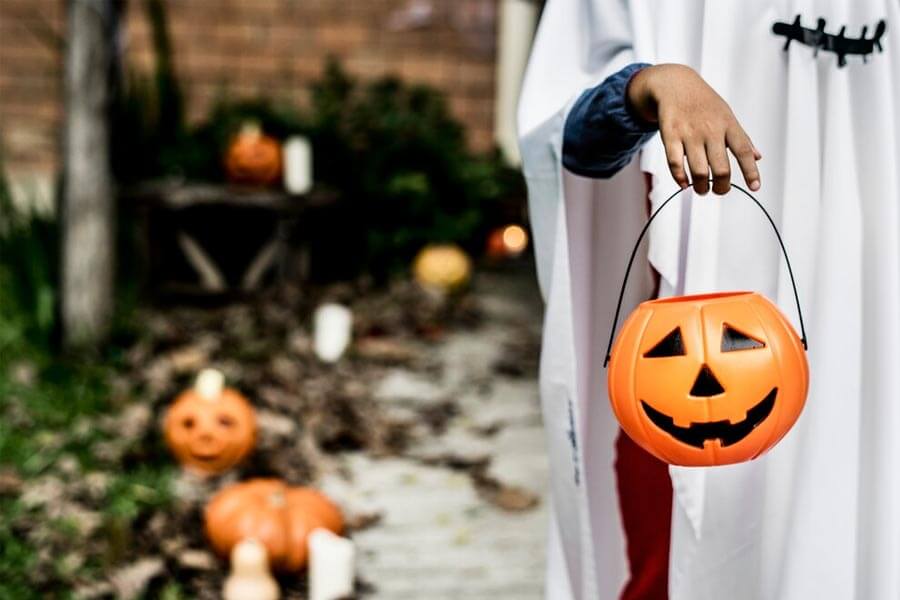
left=307, top=61, right=521, bottom=278
left=119, top=59, right=523, bottom=279
left=111, top=0, right=525, bottom=281
left=0, top=168, right=58, bottom=353
left=111, top=0, right=186, bottom=183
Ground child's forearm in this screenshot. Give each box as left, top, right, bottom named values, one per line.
left=562, top=63, right=658, bottom=179
left=564, top=63, right=762, bottom=195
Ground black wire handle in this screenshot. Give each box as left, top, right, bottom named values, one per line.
left=603, top=182, right=808, bottom=368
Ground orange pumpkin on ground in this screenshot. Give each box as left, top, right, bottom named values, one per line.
left=164, top=369, right=256, bottom=476
left=224, top=123, right=283, bottom=186
left=205, top=479, right=344, bottom=572
left=412, top=244, right=472, bottom=292
left=607, top=291, right=808, bottom=467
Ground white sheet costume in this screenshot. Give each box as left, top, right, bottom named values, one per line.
left=517, top=1, right=900, bottom=598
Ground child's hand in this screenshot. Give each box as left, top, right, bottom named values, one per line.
left=627, top=64, right=762, bottom=195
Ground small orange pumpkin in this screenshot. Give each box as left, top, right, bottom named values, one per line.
left=412, top=244, right=471, bottom=292
left=608, top=291, right=809, bottom=466
left=164, top=369, right=256, bottom=476
left=204, top=479, right=344, bottom=572
left=224, top=123, right=283, bottom=186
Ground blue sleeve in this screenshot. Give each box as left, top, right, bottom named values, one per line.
left=562, top=63, right=658, bottom=179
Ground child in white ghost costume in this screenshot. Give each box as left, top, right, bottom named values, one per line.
left=517, top=1, right=900, bottom=599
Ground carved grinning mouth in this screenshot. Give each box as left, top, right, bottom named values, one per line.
left=641, top=388, right=777, bottom=448
left=192, top=454, right=219, bottom=461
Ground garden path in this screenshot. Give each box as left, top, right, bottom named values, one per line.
left=322, top=271, right=549, bottom=599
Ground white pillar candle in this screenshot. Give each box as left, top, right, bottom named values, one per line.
left=308, top=529, right=356, bottom=600
left=283, top=136, right=313, bottom=195
left=313, top=303, right=353, bottom=363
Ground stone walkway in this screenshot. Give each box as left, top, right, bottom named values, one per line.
left=322, top=271, right=548, bottom=599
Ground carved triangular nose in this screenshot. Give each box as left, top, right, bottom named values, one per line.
left=690, top=364, right=725, bottom=396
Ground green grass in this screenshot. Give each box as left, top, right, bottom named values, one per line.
left=0, top=170, right=175, bottom=597
left=0, top=362, right=109, bottom=474
left=0, top=351, right=176, bottom=598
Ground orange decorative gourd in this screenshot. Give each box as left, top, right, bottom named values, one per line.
left=608, top=292, right=808, bottom=466
left=223, top=539, right=279, bottom=600
left=224, top=123, right=283, bottom=186
left=605, top=184, right=810, bottom=467
left=205, top=479, right=344, bottom=572
left=164, top=369, right=256, bottom=476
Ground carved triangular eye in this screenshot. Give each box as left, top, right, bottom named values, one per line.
left=644, top=327, right=686, bottom=358
left=721, top=324, right=765, bottom=352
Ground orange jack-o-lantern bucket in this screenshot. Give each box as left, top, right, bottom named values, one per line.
left=605, top=183, right=809, bottom=467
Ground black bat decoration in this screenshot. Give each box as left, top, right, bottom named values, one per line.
left=772, top=15, right=887, bottom=67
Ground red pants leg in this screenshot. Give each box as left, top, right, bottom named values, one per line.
left=614, top=429, right=672, bottom=600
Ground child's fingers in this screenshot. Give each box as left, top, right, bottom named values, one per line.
left=726, top=127, right=761, bottom=191
left=685, top=143, right=710, bottom=195
left=705, top=139, right=731, bottom=195
left=664, top=137, right=689, bottom=189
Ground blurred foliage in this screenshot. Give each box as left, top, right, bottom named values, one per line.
left=0, top=153, right=171, bottom=599
left=0, top=308, right=174, bottom=598
left=115, top=57, right=524, bottom=278
left=307, top=61, right=523, bottom=278
left=0, top=176, right=137, bottom=357
left=0, top=158, right=58, bottom=353
left=111, top=0, right=525, bottom=279
left=0, top=358, right=175, bottom=598
left=111, top=0, right=185, bottom=183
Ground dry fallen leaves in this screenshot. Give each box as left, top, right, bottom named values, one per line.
left=109, top=557, right=165, bottom=600
left=473, top=471, right=540, bottom=512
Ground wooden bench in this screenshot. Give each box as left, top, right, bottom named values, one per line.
left=124, top=179, right=337, bottom=300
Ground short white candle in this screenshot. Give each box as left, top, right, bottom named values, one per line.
left=195, top=368, right=225, bottom=400
left=313, top=303, right=353, bottom=363
left=283, top=136, right=313, bottom=195
left=308, top=529, right=356, bottom=600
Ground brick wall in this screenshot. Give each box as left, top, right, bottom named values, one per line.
left=0, top=0, right=65, bottom=180
left=0, top=0, right=499, bottom=185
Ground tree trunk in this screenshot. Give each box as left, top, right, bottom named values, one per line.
left=61, top=0, right=120, bottom=348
